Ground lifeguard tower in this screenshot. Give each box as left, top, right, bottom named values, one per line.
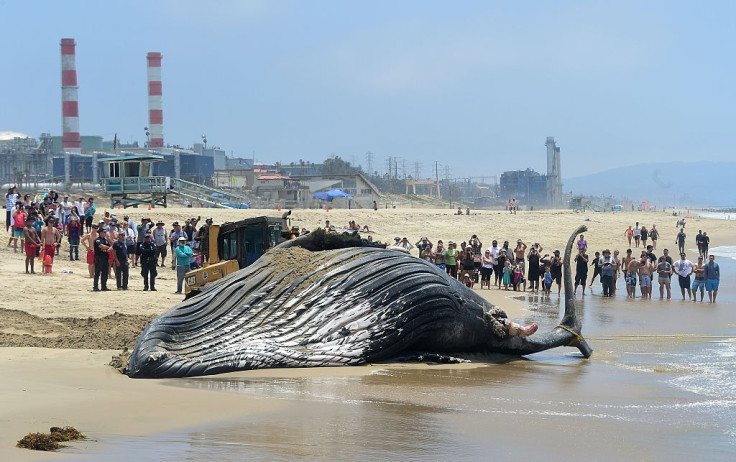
left=101, top=154, right=168, bottom=208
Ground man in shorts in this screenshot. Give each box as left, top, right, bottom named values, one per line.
left=153, top=221, right=168, bottom=267
left=22, top=219, right=41, bottom=273
left=691, top=256, right=706, bottom=302
left=656, top=256, right=672, bottom=300
left=626, top=256, right=640, bottom=298
left=445, top=241, right=459, bottom=279
left=637, top=252, right=653, bottom=299
left=673, top=252, right=693, bottom=300
left=704, top=255, right=720, bottom=303
left=574, top=248, right=589, bottom=295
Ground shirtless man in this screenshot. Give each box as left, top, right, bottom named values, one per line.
left=81, top=224, right=98, bottom=277
left=656, top=256, right=673, bottom=300
left=22, top=219, right=41, bottom=274
left=514, top=240, right=527, bottom=272
left=40, top=218, right=60, bottom=270
left=626, top=256, right=640, bottom=298
left=691, top=256, right=706, bottom=302
left=637, top=252, right=653, bottom=299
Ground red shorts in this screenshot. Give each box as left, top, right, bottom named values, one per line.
left=44, top=244, right=55, bottom=263
left=87, top=249, right=95, bottom=265
left=25, top=242, right=36, bottom=257
left=109, top=250, right=115, bottom=263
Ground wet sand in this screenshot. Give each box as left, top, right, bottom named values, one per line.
left=1, top=208, right=734, bottom=460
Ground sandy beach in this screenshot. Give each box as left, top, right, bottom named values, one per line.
left=1, top=207, right=734, bottom=460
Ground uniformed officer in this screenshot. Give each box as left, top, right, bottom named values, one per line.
left=93, top=222, right=112, bottom=291
left=139, top=232, right=158, bottom=291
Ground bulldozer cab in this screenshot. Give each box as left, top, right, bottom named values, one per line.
left=214, top=216, right=283, bottom=267
left=184, top=216, right=283, bottom=297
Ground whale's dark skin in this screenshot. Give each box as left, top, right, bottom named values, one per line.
left=126, top=226, right=592, bottom=378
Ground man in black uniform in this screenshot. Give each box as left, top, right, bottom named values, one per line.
left=139, top=233, right=158, bottom=291
left=93, top=222, right=112, bottom=291
left=112, top=232, right=129, bottom=290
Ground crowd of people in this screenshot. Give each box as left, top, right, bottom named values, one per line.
left=389, top=221, right=721, bottom=303
left=5, top=186, right=210, bottom=294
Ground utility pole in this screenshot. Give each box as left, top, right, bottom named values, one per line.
left=413, top=161, right=421, bottom=179
left=434, top=161, right=439, bottom=183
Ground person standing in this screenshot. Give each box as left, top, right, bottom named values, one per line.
left=700, top=232, right=710, bottom=258
left=83, top=197, right=95, bottom=233
left=673, top=252, right=693, bottom=300
left=691, top=256, right=706, bottom=302
left=550, top=250, right=563, bottom=296
left=574, top=248, right=589, bottom=295
left=656, top=256, right=673, bottom=300
left=527, top=246, right=541, bottom=292
left=612, top=249, right=621, bottom=296
left=433, top=240, right=447, bottom=272
left=675, top=228, right=687, bottom=255
left=40, top=217, right=59, bottom=266
left=60, top=196, right=72, bottom=235
left=6, top=187, right=19, bottom=233
left=175, top=236, right=194, bottom=294
left=649, top=225, right=659, bottom=250
left=168, top=222, right=185, bottom=269
left=22, top=219, right=41, bottom=274
left=445, top=241, right=459, bottom=279
left=588, top=251, right=601, bottom=287
left=139, top=233, right=158, bottom=291
left=9, top=203, right=26, bottom=252
left=598, top=249, right=615, bottom=297
left=67, top=215, right=81, bottom=260
left=695, top=230, right=703, bottom=256
left=637, top=252, right=653, bottom=300
left=704, top=255, right=720, bottom=303
left=153, top=221, right=168, bottom=267
left=112, top=233, right=129, bottom=290
left=93, top=226, right=112, bottom=291
left=633, top=222, right=642, bottom=247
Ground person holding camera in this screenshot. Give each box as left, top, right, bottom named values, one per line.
left=598, top=249, right=616, bottom=297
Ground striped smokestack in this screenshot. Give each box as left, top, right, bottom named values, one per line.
left=61, top=38, right=80, bottom=183
left=147, top=52, right=164, bottom=148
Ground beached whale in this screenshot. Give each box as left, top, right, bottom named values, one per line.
left=126, top=226, right=592, bottom=378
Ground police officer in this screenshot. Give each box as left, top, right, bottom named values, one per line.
left=93, top=221, right=112, bottom=291
left=139, top=232, right=158, bottom=291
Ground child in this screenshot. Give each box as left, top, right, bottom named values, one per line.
left=513, top=265, right=526, bottom=292
left=543, top=265, right=552, bottom=296
left=502, top=261, right=512, bottom=290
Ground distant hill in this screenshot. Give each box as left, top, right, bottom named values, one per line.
left=563, top=161, right=736, bottom=208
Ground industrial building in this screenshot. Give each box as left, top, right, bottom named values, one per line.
left=499, top=137, right=564, bottom=208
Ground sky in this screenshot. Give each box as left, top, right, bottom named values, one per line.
left=1, top=0, right=734, bottom=179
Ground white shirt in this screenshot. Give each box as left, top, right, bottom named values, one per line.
left=633, top=226, right=642, bottom=237
left=488, top=246, right=500, bottom=264
left=60, top=200, right=72, bottom=217
left=673, top=259, right=693, bottom=278
left=74, top=201, right=86, bottom=215
left=6, top=193, right=18, bottom=212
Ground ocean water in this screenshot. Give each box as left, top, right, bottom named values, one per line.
left=78, top=260, right=735, bottom=461
left=696, top=212, right=736, bottom=220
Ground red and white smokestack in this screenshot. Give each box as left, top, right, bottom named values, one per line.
left=61, top=38, right=81, bottom=154
left=147, top=52, right=164, bottom=148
